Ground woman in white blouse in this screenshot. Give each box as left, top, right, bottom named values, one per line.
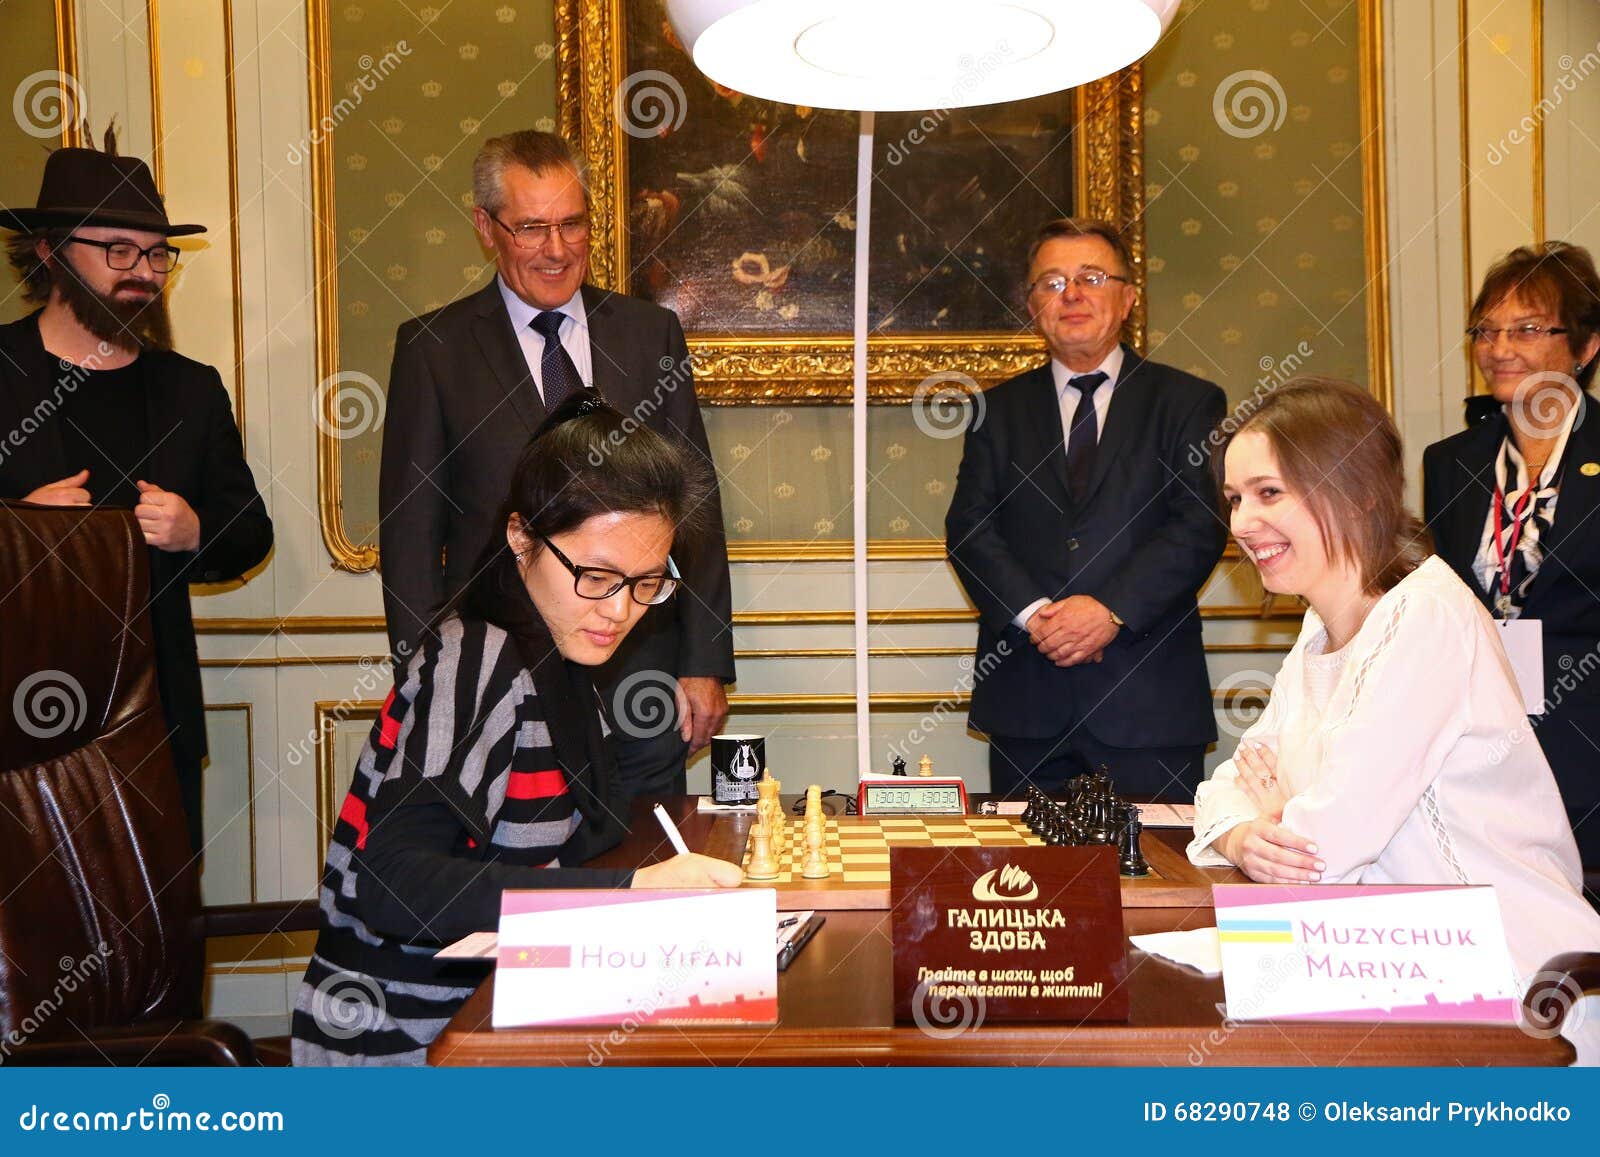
left=1190, top=376, right=1600, bottom=1057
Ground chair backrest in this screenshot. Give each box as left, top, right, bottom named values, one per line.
left=0, top=502, right=200, bottom=1042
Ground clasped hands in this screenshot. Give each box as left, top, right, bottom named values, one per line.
left=1026, top=594, right=1119, bottom=667
left=1216, top=742, right=1326, bottom=884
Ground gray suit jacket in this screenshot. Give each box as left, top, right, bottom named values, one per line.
left=378, top=280, right=735, bottom=689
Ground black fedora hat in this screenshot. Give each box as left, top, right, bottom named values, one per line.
left=0, top=146, right=205, bottom=236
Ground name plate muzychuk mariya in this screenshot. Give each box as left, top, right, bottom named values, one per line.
left=891, top=845, right=1129, bottom=1024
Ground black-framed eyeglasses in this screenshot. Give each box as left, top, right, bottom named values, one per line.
left=488, top=212, right=591, bottom=249
left=1466, top=323, right=1570, bottom=346
left=65, top=236, right=182, bottom=273
left=539, top=535, right=678, bottom=605
left=1029, top=268, right=1131, bottom=297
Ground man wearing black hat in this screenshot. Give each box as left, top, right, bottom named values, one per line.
left=0, top=136, right=273, bottom=855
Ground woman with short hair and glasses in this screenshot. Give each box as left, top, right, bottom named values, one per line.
left=1423, top=243, right=1600, bottom=880
left=293, top=392, right=743, bottom=1066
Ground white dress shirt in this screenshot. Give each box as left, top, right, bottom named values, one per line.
left=496, top=276, right=593, bottom=402
left=1188, top=556, right=1600, bottom=1060
left=1014, top=345, right=1126, bottom=629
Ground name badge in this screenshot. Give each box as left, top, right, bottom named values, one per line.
left=492, top=888, right=777, bottom=1028
left=1496, top=617, right=1545, bottom=715
left=1214, top=884, right=1520, bottom=1023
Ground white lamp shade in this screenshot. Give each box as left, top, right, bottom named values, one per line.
left=663, top=0, right=1180, bottom=112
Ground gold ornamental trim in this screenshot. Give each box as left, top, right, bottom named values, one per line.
left=555, top=0, right=1147, bottom=401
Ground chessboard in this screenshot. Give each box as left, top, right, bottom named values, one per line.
left=702, top=814, right=1216, bottom=911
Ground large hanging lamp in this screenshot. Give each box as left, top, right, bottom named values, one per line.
left=661, top=0, right=1177, bottom=777
left=664, top=0, right=1180, bottom=112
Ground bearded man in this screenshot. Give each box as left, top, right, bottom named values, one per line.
left=0, top=135, right=273, bottom=855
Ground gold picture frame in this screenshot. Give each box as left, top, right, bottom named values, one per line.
left=554, top=0, right=1148, bottom=403
left=303, top=2, right=1393, bottom=570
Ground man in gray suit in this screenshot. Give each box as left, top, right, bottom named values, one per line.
left=379, top=130, right=734, bottom=809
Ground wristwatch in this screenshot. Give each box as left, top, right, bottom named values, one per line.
left=1108, top=609, right=1126, bottom=629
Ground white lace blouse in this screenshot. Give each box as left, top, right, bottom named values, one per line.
left=1189, top=556, right=1600, bottom=994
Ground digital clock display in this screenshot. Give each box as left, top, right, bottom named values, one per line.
left=861, top=783, right=965, bottom=814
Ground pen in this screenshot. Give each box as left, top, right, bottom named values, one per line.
left=777, top=914, right=825, bottom=971
left=652, top=803, right=690, bottom=855
left=778, top=915, right=799, bottom=929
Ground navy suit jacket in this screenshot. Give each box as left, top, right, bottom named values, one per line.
left=1423, top=395, right=1600, bottom=864
left=945, top=346, right=1227, bottom=747
left=378, top=281, right=735, bottom=690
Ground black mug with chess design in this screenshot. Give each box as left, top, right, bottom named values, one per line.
left=711, top=734, right=766, bottom=805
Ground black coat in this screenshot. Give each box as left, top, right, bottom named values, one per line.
left=1422, top=395, right=1600, bottom=865
left=378, top=281, right=735, bottom=689
left=0, top=312, right=273, bottom=766
left=946, top=346, right=1228, bottom=747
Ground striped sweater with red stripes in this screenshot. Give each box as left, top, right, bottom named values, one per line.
left=292, top=613, right=633, bottom=1065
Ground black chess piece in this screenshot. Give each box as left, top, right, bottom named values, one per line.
left=1046, top=803, right=1070, bottom=846
left=891, top=755, right=907, bottom=777
left=1021, top=786, right=1042, bottom=832
left=1117, top=803, right=1150, bottom=877
left=1088, top=785, right=1114, bottom=845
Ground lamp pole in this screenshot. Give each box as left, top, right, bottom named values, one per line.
left=852, top=109, right=875, bottom=778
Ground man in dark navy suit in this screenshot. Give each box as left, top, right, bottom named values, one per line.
left=946, top=218, right=1226, bottom=800
left=380, top=131, right=734, bottom=812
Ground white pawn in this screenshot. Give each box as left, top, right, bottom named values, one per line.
left=801, top=822, right=829, bottom=879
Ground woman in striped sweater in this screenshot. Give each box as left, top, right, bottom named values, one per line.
left=292, top=392, right=743, bottom=1065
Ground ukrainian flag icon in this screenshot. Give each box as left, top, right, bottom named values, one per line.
left=1216, top=919, right=1295, bottom=944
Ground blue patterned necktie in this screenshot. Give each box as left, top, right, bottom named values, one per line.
left=530, top=310, right=580, bottom=409
left=1065, top=371, right=1109, bottom=501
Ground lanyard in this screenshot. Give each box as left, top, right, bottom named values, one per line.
left=1491, top=480, right=1536, bottom=604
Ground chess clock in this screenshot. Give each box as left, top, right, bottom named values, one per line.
left=856, top=779, right=970, bottom=816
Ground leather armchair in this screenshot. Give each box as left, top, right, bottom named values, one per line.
left=0, top=502, right=317, bottom=1065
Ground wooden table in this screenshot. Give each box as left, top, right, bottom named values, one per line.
left=428, top=796, right=1572, bottom=1067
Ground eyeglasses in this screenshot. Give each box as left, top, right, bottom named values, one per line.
left=539, top=536, right=678, bottom=605
left=1466, top=323, right=1570, bottom=345
left=1029, top=269, right=1131, bottom=297
left=488, top=212, right=591, bottom=249
left=65, top=236, right=181, bottom=273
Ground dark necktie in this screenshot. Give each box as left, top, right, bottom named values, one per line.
left=530, top=310, right=580, bottom=409
left=1065, top=371, right=1109, bottom=502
